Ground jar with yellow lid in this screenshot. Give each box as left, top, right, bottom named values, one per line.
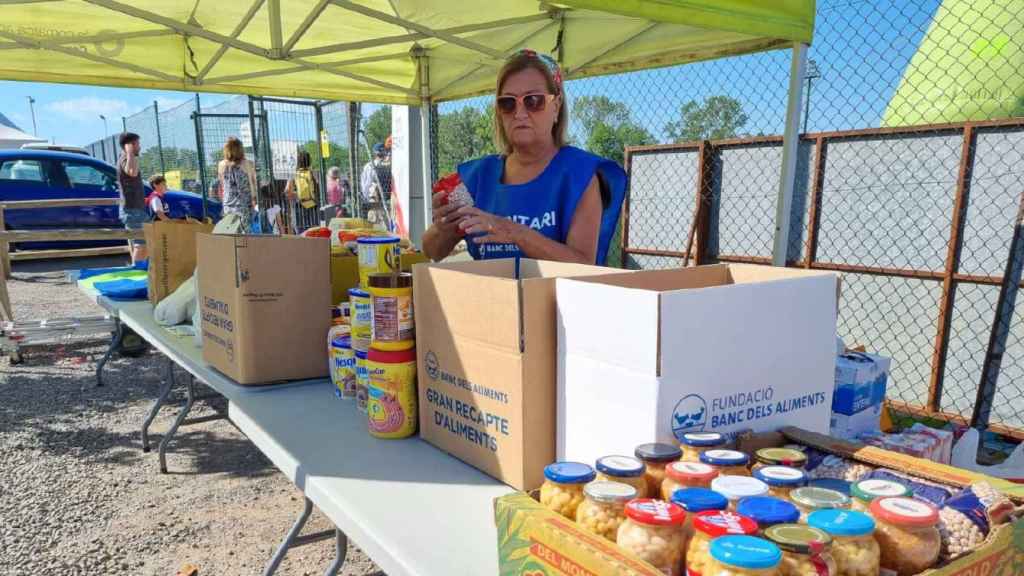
left=617, top=499, right=687, bottom=576
left=662, top=461, right=718, bottom=501
left=679, top=432, right=727, bottom=463
left=751, top=448, right=808, bottom=474
left=574, top=481, right=636, bottom=542
left=539, top=462, right=595, bottom=519
left=753, top=466, right=808, bottom=501
left=686, top=510, right=759, bottom=576
left=849, top=479, right=911, bottom=513
left=636, top=443, right=683, bottom=499
left=869, top=497, right=941, bottom=576
left=705, top=535, right=782, bottom=576
left=595, top=455, right=649, bottom=498
left=807, top=509, right=879, bottom=576
left=763, top=524, right=838, bottom=576
left=700, top=450, right=752, bottom=477
left=789, top=487, right=851, bottom=522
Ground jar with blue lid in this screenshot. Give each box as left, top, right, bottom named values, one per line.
left=736, top=496, right=800, bottom=530
left=753, top=465, right=807, bottom=501
left=807, top=509, right=879, bottom=576
left=595, top=455, right=649, bottom=498
left=670, top=488, right=729, bottom=563
left=539, top=462, right=595, bottom=519
left=707, top=535, right=782, bottom=576
left=679, top=432, right=727, bottom=462
left=700, top=449, right=752, bottom=476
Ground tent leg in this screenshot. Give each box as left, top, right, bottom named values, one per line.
left=772, top=42, right=808, bottom=267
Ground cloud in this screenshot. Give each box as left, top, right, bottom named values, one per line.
left=46, top=97, right=130, bottom=121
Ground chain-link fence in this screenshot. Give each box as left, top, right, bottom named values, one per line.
left=429, top=0, right=1024, bottom=437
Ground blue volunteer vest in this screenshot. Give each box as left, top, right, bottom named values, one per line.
left=457, top=146, right=626, bottom=265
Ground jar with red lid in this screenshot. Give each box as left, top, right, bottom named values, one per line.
left=686, top=510, right=758, bottom=576
left=869, top=497, right=941, bottom=576
left=617, top=499, right=688, bottom=576
left=662, top=461, right=719, bottom=500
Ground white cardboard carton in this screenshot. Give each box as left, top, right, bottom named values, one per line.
left=557, top=264, right=839, bottom=464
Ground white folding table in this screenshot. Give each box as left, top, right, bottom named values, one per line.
left=86, top=291, right=512, bottom=575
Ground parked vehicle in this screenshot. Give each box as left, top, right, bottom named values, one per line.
left=20, top=143, right=91, bottom=156
left=0, top=149, right=221, bottom=249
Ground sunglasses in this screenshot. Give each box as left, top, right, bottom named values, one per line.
left=496, top=93, right=557, bottom=115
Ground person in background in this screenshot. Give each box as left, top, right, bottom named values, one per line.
left=360, top=143, right=386, bottom=216
left=216, top=136, right=257, bottom=232
left=285, top=150, right=319, bottom=231
left=146, top=175, right=171, bottom=221
left=117, top=132, right=147, bottom=264
left=326, top=166, right=346, bottom=218
left=423, top=49, right=626, bottom=264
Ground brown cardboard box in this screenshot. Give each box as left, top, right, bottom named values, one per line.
left=330, top=250, right=430, bottom=303
left=144, top=218, right=214, bottom=304
left=496, top=426, right=1024, bottom=576
left=414, top=259, right=619, bottom=491
left=197, top=233, right=332, bottom=384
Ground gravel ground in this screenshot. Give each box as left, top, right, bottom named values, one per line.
left=1, top=258, right=383, bottom=576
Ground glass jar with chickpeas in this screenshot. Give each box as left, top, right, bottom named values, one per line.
left=849, top=479, right=910, bottom=513
left=736, top=496, right=801, bottom=531
left=706, top=535, right=783, bottom=576
left=636, top=443, right=684, bottom=498
left=869, top=496, right=941, bottom=576
left=595, top=455, right=649, bottom=498
left=751, top=448, right=807, bottom=474
left=539, top=462, right=595, bottom=519
left=789, top=487, right=851, bottom=522
left=711, top=475, right=769, bottom=511
left=574, top=480, right=636, bottom=542
left=686, top=510, right=759, bottom=576
left=807, top=509, right=880, bottom=576
left=679, top=432, right=728, bottom=463
left=617, top=499, right=688, bottom=576
left=753, top=466, right=807, bottom=501
left=700, top=450, right=752, bottom=476
left=671, top=488, right=730, bottom=562
left=662, top=461, right=719, bottom=501
left=763, top=524, right=838, bottom=576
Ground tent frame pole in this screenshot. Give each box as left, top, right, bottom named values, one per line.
left=772, top=42, right=808, bottom=267
left=418, top=52, right=433, bottom=247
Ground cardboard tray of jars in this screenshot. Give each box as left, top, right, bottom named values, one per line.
left=494, top=427, right=1024, bottom=576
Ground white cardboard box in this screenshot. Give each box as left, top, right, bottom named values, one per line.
left=556, top=264, right=839, bottom=464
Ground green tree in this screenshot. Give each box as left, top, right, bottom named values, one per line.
left=363, top=106, right=392, bottom=150
left=435, top=105, right=496, bottom=176
left=665, top=95, right=748, bottom=143
left=572, top=95, right=654, bottom=165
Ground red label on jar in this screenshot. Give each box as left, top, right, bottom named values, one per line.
left=811, top=554, right=831, bottom=576
left=686, top=569, right=701, bottom=576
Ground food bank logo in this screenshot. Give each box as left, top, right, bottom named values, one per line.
left=671, top=394, right=707, bottom=439
left=425, top=351, right=440, bottom=380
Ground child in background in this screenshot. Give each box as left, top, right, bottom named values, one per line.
left=147, top=175, right=171, bottom=221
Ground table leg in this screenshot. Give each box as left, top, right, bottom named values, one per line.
left=263, top=497, right=314, bottom=576
left=95, top=317, right=123, bottom=388
left=142, top=359, right=177, bottom=453
left=323, top=529, right=348, bottom=576
left=158, top=374, right=195, bottom=474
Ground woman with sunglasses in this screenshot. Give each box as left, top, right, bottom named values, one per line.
left=423, top=49, right=626, bottom=265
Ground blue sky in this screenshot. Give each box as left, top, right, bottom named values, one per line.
left=0, top=0, right=940, bottom=146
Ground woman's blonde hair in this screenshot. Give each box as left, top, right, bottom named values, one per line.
left=494, top=52, right=568, bottom=155
left=223, top=136, right=245, bottom=163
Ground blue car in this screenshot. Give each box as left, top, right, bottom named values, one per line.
left=0, top=149, right=221, bottom=249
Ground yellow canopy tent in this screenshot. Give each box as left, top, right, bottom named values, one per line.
left=0, top=0, right=815, bottom=253
left=0, top=1, right=813, bottom=105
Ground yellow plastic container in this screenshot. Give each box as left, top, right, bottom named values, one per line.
left=367, top=272, right=414, bottom=352
left=349, top=287, right=372, bottom=352
left=357, top=236, right=400, bottom=288
left=366, top=347, right=417, bottom=438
